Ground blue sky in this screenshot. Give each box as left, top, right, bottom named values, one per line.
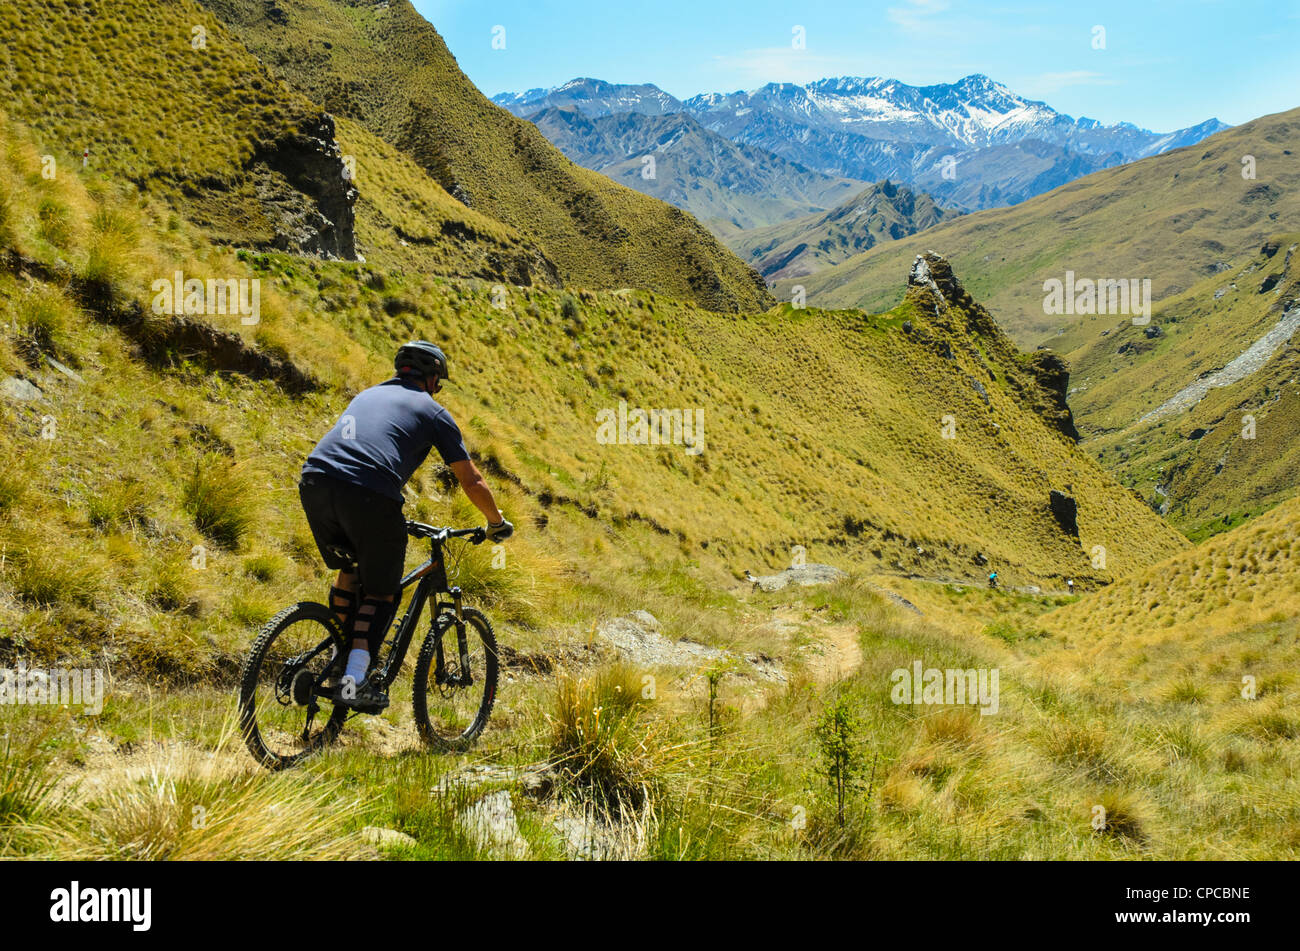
left=412, top=0, right=1299, bottom=131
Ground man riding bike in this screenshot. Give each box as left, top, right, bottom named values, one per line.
left=298, top=341, right=513, bottom=712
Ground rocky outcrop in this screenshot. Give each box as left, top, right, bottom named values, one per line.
left=1049, top=489, right=1079, bottom=537
left=744, top=563, right=847, bottom=592
left=253, top=113, right=358, bottom=259
left=907, top=251, right=1080, bottom=442
left=460, top=790, right=531, bottom=859
left=597, top=611, right=786, bottom=682
left=0, top=376, right=45, bottom=402
left=906, top=251, right=1000, bottom=339
left=358, top=826, right=417, bottom=852
left=1025, top=350, right=1081, bottom=441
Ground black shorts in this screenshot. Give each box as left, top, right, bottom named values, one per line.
left=298, top=473, right=407, bottom=596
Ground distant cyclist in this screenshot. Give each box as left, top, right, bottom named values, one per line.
left=298, top=341, right=513, bottom=711
left=988, top=570, right=998, bottom=590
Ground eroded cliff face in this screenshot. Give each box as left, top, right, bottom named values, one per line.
left=253, top=113, right=357, bottom=260
left=1024, top=349, right=1080, bottom=442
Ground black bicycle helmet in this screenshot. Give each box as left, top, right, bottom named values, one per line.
left=394, top=340, right=449, bottom=382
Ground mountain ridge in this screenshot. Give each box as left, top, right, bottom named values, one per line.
left=726, top=179, right=955, bottom=279
left=780, top=106, right=1300, bottom=345
left=497, top=74, right=1227, bottom=211
left=527, top=106, right=864, bottom=231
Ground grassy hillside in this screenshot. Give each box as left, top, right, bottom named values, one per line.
left=196, top=0, right=772, bottom=313
left=1039, top=494, right=1300, bottom=768
left=1054, top=236, right=1300, bottom=539
left=528, top=107, right=864, bottom=232
left=1042, top=495, right=1300, bottom=652
left=5, top=4, right=1295, bottom=864
left=782, top=108, right=1300, bottom=344
left=0, top=109, right=1184, bottom=668
left=0, top=0, right=554, bottom=285
left=727, top=180, right=953, bottom=280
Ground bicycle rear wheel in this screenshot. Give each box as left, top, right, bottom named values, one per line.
left=412, top=606, right=498, bottom=751
left=239, top=602, right=348, bottom=770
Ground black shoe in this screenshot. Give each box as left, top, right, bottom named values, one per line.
left=334, top=675, right=390, bottom=714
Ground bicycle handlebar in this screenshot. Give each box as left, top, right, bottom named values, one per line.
left=405, top=521, right=487, bottom=544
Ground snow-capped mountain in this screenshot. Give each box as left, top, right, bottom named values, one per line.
left=684, top=75, right=1069, bottom=149
left=493, top=75, right=1228, bottom=211
left=493, top=78, right=686, bottom=118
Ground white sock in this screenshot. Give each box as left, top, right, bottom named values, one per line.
left=344, top=648, right=370, bottom=685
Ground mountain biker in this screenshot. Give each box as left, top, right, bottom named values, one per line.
left=988, top=570, right=998, bottom=589
left=298, top=341, right=513, bottom=711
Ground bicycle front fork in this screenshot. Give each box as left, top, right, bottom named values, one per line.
left=436, top=587, right=473, bottom=687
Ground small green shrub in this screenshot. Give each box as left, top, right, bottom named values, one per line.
left=813, top=693, right=866, bottom=828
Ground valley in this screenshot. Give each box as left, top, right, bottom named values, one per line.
left=0, top=0, right=1296, bottom=866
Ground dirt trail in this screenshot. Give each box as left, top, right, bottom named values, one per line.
left=53, top=589, right=879, bottom=792
left=798, top=618, right=864, bottom=683
left=725, top=605, right=865, bottom=716
left=764, top=608, right=857, bottom=685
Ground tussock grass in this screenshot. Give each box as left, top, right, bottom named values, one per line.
left=81, top=203, right=140, bottom=291
left=181, top=453, right=258, bottom=550
left=10, top=724, right=365, bottom=860
left=0, top=730, right=60, bottom=834
left=14, top=286, right=75, bottom=358
left=0, top=452, right=25, bottom=517
left=1090, top=789, right=1151, bottom=845
left=547, top=663, right=663, bottom=816
left=142, top=558, right=199, bottom=614
left=1, top=523, right=106, bottom=609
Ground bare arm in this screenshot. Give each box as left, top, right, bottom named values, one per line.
left=450, top=459, right=503, bottom=524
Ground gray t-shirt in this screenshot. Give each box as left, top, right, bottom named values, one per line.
left=302, top=377, right=470, bottom=501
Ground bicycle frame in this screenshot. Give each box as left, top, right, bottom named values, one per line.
left=367, top=523, right=484, bottom=691
left=295, top=523, right=484, bottom=719
left=370, top=541, right=456, bottom=689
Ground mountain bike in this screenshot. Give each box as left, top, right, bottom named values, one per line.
left=239, top=520, right=499, bottom=770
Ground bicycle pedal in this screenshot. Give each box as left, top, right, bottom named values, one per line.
left=333, top=679, right=389, bottom=714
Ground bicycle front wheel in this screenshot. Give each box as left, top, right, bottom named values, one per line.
left=412, top=606, right=499, bottom=751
